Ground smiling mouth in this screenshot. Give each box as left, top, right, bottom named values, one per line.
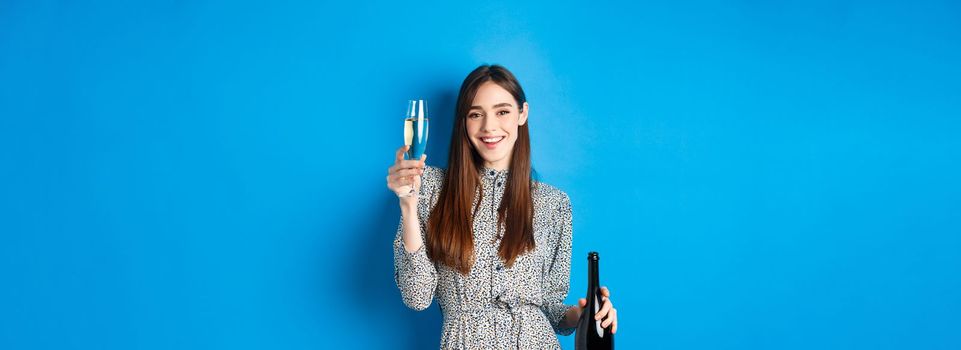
left=481, top=136, right=506, bottom=147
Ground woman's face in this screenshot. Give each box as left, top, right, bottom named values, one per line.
left=465, top=82, right=529, bottom=170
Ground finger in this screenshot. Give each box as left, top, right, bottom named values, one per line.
left=612, top=319, right=617, bottom=334
left=578, top=298, right=587, bottom=308
left=603, top=308, right=617, bottom=328
left=600, top=286, right=611, bottom=298
left=388, top=173, right=417, bottom=189
left=387, top=160, right=422, bottom=174
left=395, top=159, right=426, bottom=170
left=595, top=298, right=613, bottom=320
left=389, top=176, right=413, bottom=192
left=395, top=145, right=409, bottom=162
left=388, top=162, right=419, bottom=176
left=398, top=175, right=416, bottom=187
left=390, top=168, right=423, bottom=179
left=389, top=170, right=423, bottom=186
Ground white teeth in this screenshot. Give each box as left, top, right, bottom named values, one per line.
left=481, top=136, right=505, bottom=143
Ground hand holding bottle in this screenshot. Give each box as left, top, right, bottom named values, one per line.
left=577, top=286, right=618, bottom=334
left=574, top=252, right=616, bottom=349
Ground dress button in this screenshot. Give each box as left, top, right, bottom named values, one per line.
left=496, top=265, right=503, bottom=271
left=496, top=182, right=502, bottom=187
left=489, top=170, right=495, bottom=176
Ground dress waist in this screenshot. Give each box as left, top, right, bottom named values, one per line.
left=445, top=301, right=539, bottom=318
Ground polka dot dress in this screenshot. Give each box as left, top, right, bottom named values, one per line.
left=394, top=165, right=575, bottom=349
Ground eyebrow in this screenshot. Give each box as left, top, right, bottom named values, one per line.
left=469, top=102, right=514, bottom=110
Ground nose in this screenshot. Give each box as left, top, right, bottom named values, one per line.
left=481, top=114, right=499, bottom=132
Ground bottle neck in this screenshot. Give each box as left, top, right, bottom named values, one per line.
left=588, top=258, right=600, bottom=291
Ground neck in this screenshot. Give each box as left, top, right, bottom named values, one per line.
left=484, top=163, right=509, bottom=171
left=483, top=155, right=511, bottom=171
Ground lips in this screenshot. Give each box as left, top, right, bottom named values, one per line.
left=480, top=136, right=505, bottom=149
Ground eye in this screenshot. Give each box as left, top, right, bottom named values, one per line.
left=468, top=112, right=482, bottom=119
left=497, top=110, right=510, bottom=116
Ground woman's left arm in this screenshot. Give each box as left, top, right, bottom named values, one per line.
left=542, top=192, right=619, bottom=335
left=540, top=192, right=576, bottom=336
left=553, top=192, right=618, bottom=334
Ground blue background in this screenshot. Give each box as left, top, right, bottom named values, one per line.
left=2, top=0, right=960, bottom=349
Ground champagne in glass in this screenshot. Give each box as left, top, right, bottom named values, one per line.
left=401, top=99, right=429, bottom=197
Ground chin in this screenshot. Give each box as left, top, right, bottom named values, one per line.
left=471, top=141, right=512, bottom=166
left=480, top=154, right=508, bottom=165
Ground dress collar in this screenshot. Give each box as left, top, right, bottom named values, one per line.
left=480, top=166, right=510, bottom=179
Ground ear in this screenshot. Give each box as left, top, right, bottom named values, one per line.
left=519, top=102, right=529, bottom=126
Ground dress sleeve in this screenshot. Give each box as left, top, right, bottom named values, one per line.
left=392, top=167, right=439, bottom=311
left=540, top=192, right=576, bottom=335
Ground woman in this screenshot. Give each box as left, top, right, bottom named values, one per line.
left=386, top=65, right=618, bottom=349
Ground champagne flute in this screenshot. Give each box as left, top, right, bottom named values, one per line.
left=400, top=99, right=429, bottom=197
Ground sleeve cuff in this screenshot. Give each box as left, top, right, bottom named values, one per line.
left=397, top=241, right=432, bottom=275
left=543, top=303, right=576, bottom=336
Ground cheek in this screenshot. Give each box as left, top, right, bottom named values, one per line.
left=466, top=120, right=482, bottom=134
left=464, top=122, right=476, bottom=138
left=506, top=122, right=520, bottom=139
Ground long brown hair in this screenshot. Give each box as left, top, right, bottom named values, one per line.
left=427, top=64, right=535, bottom=275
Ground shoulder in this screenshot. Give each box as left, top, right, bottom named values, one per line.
left=532, top=180, right=572, bottom=211
left=423, top=165, right=446, bottom=182
left=419, top=165, right=447, bottom=198
left=532, top=181, right=573, bottom=240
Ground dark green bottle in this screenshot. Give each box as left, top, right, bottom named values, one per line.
left=575, top=252, right=613, bottom=349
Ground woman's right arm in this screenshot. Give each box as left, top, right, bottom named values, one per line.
left=387, top=146, right=437, bottom=311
